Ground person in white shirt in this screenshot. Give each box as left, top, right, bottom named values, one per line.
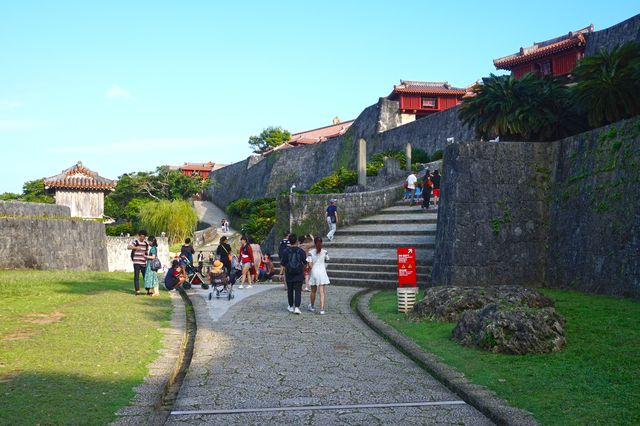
left=406, top=172, right=418, bottom=206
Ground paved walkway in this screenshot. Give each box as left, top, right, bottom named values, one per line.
left=167, top=286, right=492, bottom=425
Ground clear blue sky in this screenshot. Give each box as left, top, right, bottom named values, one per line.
left=0, top=1, right=637, bottom=193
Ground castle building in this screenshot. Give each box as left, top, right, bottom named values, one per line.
left=387, top=80, right=467, bottom=121
left=493, top=25, right=594, bottom=79
left=44, top=161, right=115, bottom=219
left=179, top=162, right=225, bottom=178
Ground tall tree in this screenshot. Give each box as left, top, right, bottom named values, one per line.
left=248, top=126, right=291, bottom=153
left=139, top=199, right=198, bottom=243
left=572, top=42, right=640, bottom=127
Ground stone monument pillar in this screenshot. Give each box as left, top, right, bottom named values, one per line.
left=405, top=143, right=412, bottom=172
left=358, top=138, right=367, bottom=187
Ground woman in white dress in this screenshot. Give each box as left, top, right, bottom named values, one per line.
left=307, top=236, right=330, bottom=314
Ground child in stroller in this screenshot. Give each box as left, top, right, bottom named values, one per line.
left=180, top=255, right=207, bottom=289
left=208, top=260, right=234, bottom=300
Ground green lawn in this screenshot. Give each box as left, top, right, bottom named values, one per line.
left=0, top=270, right=173, bottom=425
left=369, top=288, right=640, bottom=425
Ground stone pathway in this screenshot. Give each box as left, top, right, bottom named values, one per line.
left=166, top=286, right=492, bottom=425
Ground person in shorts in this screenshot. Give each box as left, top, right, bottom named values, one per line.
left=431, top=169, right=441, bottom=207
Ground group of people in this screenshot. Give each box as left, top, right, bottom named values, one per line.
left=405, top=168, right=441, bottom=209
left=279, top=232, right=330, bottom=315
left=220, top=218, right=230, bottom=233
left=127, top=230, right=161, bottom=296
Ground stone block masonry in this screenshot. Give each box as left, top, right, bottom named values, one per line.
left=431, top=141, right=554, bottom=288
left=0, top=217, right=107, bottom=271
left=106, top=236, right=170, bottom=272
left=432, top=118, right=640, bottom=299
left=0, top=200, right=70, bottom=217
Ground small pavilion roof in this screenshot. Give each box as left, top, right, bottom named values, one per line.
left=265, top=120, right=354, bottom=154
left=44, top=161, right=115, bottom=191
left=389, top=80, right=467, bottom=98
left=493, top=25, right=593, bottom=70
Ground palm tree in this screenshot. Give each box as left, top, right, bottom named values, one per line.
left=572, top=42, right=640, bottom=127
left=459, top=73, right=578, bottom=141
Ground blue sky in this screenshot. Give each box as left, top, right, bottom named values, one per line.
left=0, top=1, right=637, bottom=193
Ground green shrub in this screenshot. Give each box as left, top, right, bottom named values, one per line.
left=226, top=197, right=277, bottom=244
left=105, top=222, right=136, bottom=236
left=412, top=148, right=430, bottom=163
left=307, top=167, right=358, bottom=194
left=431, top=150, right=444, bottom=161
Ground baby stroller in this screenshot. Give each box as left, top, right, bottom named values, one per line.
left=208, top=260, right=234, bottom=301
left=181, top=256, right=208, bottom=289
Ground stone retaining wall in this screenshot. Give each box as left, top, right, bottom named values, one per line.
left=432, top=118, right=640, bottom=298
left=0, top=217, right=107, bottom=271
left=0, top=200, right=70, bottom=217
left=105, top=236, right=170, bottom=272
left=585, top=13, right=640, bottom=56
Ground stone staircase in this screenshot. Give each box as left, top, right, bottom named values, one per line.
left=274, top=200, right=437, bottom=288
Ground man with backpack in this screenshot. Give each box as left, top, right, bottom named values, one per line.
left=280, top=233, right=308, bottom=314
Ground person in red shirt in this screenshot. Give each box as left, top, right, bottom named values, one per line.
left=237, top=236, right=254, bottom=289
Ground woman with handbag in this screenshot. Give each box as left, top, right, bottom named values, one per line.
left=144, top=236, right=160, bottom=296
left=216, top=236, right=233, bottom=278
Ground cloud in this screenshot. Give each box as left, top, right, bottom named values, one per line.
left=48, top=138, right=214, bottom=154
left=0, top=100, right=24, bottom=111
left=0, top=120, right=46, bottom=131
left=105, top=84, right=132, bottom=99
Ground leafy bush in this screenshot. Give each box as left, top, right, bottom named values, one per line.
left=307, top=167, right=358, bottom=193
left=139, top=199, right=198, bottom=243
left=431, top=150, right=444, bottom=161
left=226, top=197, right=277, bottom=244
left=412, top=148, right=430, bottom=164
left=105, top=222, right=136, bottom=236
left=366, top=151, right=407, bottom=176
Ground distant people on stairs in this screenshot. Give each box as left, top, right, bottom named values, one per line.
left=406, top=171, right=418, bottom=206
left=127, top=229, right=149, bottom=295
left=307, top=236, right=330, bottom=315
left=280, top=233, right=308, bottom=314
left=431, top=170, right=441, bottom=207
left=326, top=199, right=338, bottom=241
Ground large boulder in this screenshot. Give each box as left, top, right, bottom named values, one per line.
left=411, top=286, right=554, bottom=322
left=452, top=304, right=566, bottom=355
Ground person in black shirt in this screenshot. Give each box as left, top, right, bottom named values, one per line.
left=280, top=233, right=308, bottom=314
left=216, top=236, right=233, bottom=277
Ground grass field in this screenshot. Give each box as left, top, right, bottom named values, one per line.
left=0, top=270, right=173, bottom=425
left=369, top=288, right=640, bottom=425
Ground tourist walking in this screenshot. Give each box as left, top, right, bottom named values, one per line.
left=216, top=236, right=233, bottom=277
left=238, top=236, right=253, bottom=288
left=144, top=236, right=160, bottom=296
left=431, top=169, right=441, bottom=207
left=406, top=171, right=418, bottom=205
left=250, top=239, right=263, bottom=284
left=326, top=199, right=338, bottom=241
left=421, top=169, right=432, bottom=210
left=127, top=230, right=149, bottom=295
left=180, top=238, right=195, bottom=266
left=280, top=233, right=308, bottom=314
left=307, top=236, right=330, bottom=314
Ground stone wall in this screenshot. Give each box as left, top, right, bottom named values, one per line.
left=266, top=184, right=404, bottom=253
left=547, top=118, right=640, bottom=298
left=54, top=190, right=105, bottom=218
left=585, top=13, right=640, bottom=56
left=105, top=236, right=170, bottom=272
left=432, top=118, right=640, bottom=298
left=208, top=98, right=473, bottom=209
left=0, top=200, right=70, bottom=217
left=0, top=217, right=108, bottom=271
left=431, top=141, right=554, bottom=288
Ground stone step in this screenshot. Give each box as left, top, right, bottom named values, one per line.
left=326, top=262, right=431, bottom=274
left=335, top=223, right=437, bottom=236
left=328, top=276, right=426, bottom=289
left=378, top=205, right=438, bottom=216
left=327, top=269, right=429, bottom=281
left=273, top=248, right=433, bottom=265
left=358, top=214, right=438, bottom=225
left=324, top=240, right=434, bottom=250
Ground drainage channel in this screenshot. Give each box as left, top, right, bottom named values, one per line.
left=171, top=400, right=466, bottom=416
left=148, top=287, right=197, bottom=425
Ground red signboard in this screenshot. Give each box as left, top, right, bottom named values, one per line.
left=397, top=247, right=417, bottom=287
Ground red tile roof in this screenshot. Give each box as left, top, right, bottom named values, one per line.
left=180, top=161, right=216, bottom=171
left=44, top=161, right=115, bottom=191
left=494, top=25, right=593, bottom=69
left=389, top=81, right=467, bottom=97
left=267, top=120, right=355, bottom=153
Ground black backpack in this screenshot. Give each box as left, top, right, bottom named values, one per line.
left=285, top=248, right=304, bottom=275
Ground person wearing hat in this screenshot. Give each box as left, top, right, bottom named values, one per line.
left=326, top=199, right=338, bottom=241
left=209, top=260, right=229, bottom=290
left=164, top=260, right=186, bottom=291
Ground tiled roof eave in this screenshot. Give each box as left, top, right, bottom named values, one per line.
left=494, top=37, right=584, bottom=69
